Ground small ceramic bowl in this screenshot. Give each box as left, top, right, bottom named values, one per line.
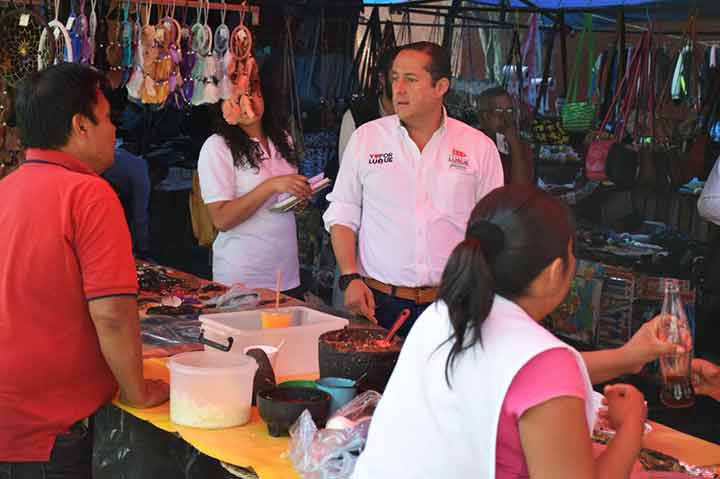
left=257, top=387, right=330, bottom=437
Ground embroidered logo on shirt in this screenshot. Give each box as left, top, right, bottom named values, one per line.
left=369, top=152, right=394, bottom=165
left=448, top=148, right=469, bottom=170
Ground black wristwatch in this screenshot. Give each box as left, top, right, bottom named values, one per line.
left=339, top=273, right=362, bottom=291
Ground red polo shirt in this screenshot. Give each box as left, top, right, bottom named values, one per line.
left=0, top=149, right=138, bottom=461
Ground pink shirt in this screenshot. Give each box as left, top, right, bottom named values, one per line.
left=496, top=347, right=587, bottom=478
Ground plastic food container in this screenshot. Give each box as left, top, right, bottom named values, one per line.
left=200, top=306, right=348, bottom=377
left=168, top=350, right=258, bottom=429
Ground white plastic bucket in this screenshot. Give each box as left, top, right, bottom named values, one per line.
left=169, top=350, right=258, bottom=429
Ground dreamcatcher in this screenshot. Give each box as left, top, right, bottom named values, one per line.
left=226, top=5, right=259, bottom=117
left=189, top=0, right=215, bottom=105
left=38, top=0, right=74, bottom=68
left=166, top=5, right=192, bottom=108
left=213, top=0, right=232, bottom=100
left=0, top=4, right=51, bottom=86
left=162, top=6, right=183, bottom=104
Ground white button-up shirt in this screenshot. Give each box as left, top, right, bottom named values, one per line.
left=323, top=112, right=503, bottom=287
left=698, top=155, right=720, bottom=226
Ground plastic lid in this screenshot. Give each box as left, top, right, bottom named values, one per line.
left=168, top=350, right=257, bottom=375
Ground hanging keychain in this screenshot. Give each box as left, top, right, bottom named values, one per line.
left=228, top=2, right=257, bottom=117
left=162, top=0, right=182, bottom=99
left=200, top=0, right=219, bottom=104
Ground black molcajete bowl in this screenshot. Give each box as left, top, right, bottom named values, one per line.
left=257, top=387, right=331, bottom=437
left=318, top=328, right=403, bottom=393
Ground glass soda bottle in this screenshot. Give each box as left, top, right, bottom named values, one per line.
left=656, top=279, right=695, bottom=408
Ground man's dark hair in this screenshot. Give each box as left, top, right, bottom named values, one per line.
left=397, top=41, right=451, bottom=85
left=477, top=86, right=511, bottom=113
left=15, top=63, right=107, bottom=149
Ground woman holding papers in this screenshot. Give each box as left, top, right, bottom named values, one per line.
left=198, top=69, right=310, bottom=292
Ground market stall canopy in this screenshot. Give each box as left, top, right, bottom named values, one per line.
left=362, top=0, right=714, bottom=9
left=360, top=0, right=720, bottom=32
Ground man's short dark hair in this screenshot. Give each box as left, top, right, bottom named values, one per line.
left=397, top=41, right=451, bottom=85
left=15, top=63, right=107, bottom=149
left=477, top=86, right=511, bottom=113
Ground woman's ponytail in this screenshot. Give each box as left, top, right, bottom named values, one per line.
left=436, top=185, right=574, bottom=389
left=438, top=219, right=505, bottom=386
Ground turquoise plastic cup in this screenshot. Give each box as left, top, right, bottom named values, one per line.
left=315, top=377, right=357, bottom=416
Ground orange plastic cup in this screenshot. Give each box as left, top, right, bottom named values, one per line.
left=260, top=311, right=293, bottom=329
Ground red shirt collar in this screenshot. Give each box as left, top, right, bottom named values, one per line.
left=24, top=148, right=98, bottom=177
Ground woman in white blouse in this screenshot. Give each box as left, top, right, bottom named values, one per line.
left=198, top=71, right=310, bottom=293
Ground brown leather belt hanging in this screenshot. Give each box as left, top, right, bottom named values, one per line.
left=365, top=277, right=438, bottom=304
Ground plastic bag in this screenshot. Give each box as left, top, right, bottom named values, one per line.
left=287, top=391, right=382, bottom=479
left=202, top=284, right=259, bottom=311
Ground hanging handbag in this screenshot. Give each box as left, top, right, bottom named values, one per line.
left=586, top=31, right=651, bottom=183
left=562, top=14, right=597, bottom=132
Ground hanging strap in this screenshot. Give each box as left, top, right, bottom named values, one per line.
left=596, top=31, right=646, bottom=141
left=534, top=19, right=557, bottom=115
left=567, top=14, right=595, bottom=103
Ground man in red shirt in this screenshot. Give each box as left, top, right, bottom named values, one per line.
left=0, top=63, right=168, bottom=477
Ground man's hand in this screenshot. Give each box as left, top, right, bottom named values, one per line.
left=119, top=379, right=169, bottom=408
left=692, top=358, right=720, bottom=401
left=621, top=315, right=685, bottom=374
left=344, top=279, right=376, bottom=323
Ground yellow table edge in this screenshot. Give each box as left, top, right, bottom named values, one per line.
left=113, top=357, right=318, bottom=479
left=115, top=360, right=720, bottom=475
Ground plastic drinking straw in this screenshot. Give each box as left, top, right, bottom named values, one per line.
left=275, top=270, right=281, bottom=311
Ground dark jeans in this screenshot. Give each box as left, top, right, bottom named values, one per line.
left=371, top=288, right=432, bottom=338
left=0, top=422, right=92, bottom=479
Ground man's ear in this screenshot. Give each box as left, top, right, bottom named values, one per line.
left=435, top=77, right=450, bottom=97
left=71, top=113, right=88, bottom=136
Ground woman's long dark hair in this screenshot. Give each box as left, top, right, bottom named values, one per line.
left=438, top=185, right=575, bottom=386
left=214, top=63, right=298, bottom=170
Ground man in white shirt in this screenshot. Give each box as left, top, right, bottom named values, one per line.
left=323, top=41, right=504, bottom=336
left=698, top=154, right=720, bottom=226
left=329, top=47, right=397, bottom=309
left=336, top=47, right=397, bottom=164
